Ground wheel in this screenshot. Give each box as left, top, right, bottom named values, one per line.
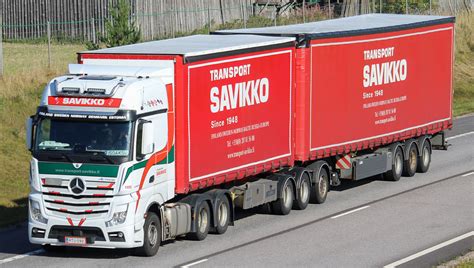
left=135, top=212, right=161, bottom=256
left=309, top=167, right=329, bottom=204
left=271, top=179, right=294, bottom=215
left=42, top=244, right=66, bottom=253
left=293, top=172, right=311, bottom=210
left=211, top=196, right=230, bottom=235
left=187, top=202, right=210, bottom=241
left=417, top=140, right=431, bottom=173
left=403, top=143, right=418, bottom=177
left=384, top=147, right=403, bottom=181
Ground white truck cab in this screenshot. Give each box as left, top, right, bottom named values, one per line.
left=27, top=63, right=177, bottom=253
left=25, top=34, right=299, bottom=257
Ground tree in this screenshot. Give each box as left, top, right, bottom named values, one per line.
left=376, top=0, right=435, bottom=14
left=340, top=0, right=438, bottom=16
left=96, top=0, right=141, bottom=48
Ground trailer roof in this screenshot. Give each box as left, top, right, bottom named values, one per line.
left=82, top=34, right=295, bottom=63
left=215, top=14, right=455, bottom=40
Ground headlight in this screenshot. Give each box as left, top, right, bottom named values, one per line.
left=29, top=199, right=48, bottom=224
left=106, top=204, right=129, bottom=227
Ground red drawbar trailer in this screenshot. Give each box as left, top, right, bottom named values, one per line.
left=217, top=13, right=455, bottom=161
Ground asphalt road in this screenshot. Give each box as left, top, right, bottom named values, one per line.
left=0, top=115, right=473, bottom=267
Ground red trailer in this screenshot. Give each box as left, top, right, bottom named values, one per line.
left=216, top=13, right=454, bottom=162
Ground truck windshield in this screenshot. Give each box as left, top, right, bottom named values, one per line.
left=35, top=118, right=132, bottom=161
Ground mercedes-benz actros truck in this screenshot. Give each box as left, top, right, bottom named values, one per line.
left=27, top=14, right=454, bottom=256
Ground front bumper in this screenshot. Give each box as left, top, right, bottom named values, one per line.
left=28, top=194, right=144, bottom=249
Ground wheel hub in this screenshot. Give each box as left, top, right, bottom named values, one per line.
left=395, top=153, right=403, bottom=175
left=409, top=149, right=417, bottom=171
left=198, top=208, right=208, bottom=233
left=283, top=184, right=292, bottom=208
left=148, top=223, right=158, bottom=246
left=300, top=180, right=309, bottom=202
left=423, top=147, right=430, bottom=166
left=217, top=202, right=228, bottom=227
left=319, top=175, right=327, bottom=196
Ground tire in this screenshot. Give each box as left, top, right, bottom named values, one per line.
left=211, top=196, right=230, bottom=235
left=403, top=143, right=418, bottom=177
left=135, top=212, right=161, bottom=257
left=271, top=179, right=294, bottom=215
left=293, top=172, right=311, bottom=210
left=187, top=202, right=211, bottom=241
left=417, top=140, right=431, bottom=173
left=384, top=147, right=403, bottom=181
left=309, top=167, right=329, bottom=204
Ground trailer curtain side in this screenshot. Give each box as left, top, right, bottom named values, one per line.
left=215, top=14, right=455, bottom=161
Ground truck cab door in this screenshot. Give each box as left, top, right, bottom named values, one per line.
left=151, top=113, right=169, bottom=187
left=136, top=113, right=170, bottom=198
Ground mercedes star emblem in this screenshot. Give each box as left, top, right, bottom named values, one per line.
left=69, top=178, right=86, bottom=195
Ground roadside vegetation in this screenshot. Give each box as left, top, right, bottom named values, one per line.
left=452, top=11, right=474, bottom=116
left=437, top=249, right=474, bottom=267
left=0, top=10, right=472, bottom=227
left=0, top=43, right=85, bottom=226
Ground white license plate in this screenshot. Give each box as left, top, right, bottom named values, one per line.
left=64, top=236, right=87, bottom=245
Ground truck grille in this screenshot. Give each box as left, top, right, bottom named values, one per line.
left=41, top=177, right=115, bottom=219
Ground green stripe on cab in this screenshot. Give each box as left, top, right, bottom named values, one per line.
left=123, top=146, right=175, bottom=183
left=38, top=162, right=119, bottom=177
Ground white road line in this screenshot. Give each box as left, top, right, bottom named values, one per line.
left=331, top=206, right=370, bottom=219
left=462, top=171, right=474, bottom=177
left=446, top=131, right=474, bottom=141
left=181, top=258, right=209, bottom=268
left=384, top=231, right=474, bottom=268
left=0, top=249, right=44, bottom=265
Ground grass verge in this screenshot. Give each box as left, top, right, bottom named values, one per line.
left=0, top=43, right=84, bottom=227
left=437, top=249, right=474, bottom=268
left=453, top=12, right=474, bottom=116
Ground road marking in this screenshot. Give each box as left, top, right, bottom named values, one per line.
left=330, top=206, right=370, bottom=219
left=383, top=231, right=474, bottom=268
left=0, top=249, right=44, bottom=265
left=181, top=259, right=209, bottom=267
left=176, top=170, right=472, bottom=267
left=462, top=171, right=474, bottom=177
left=446, top=131, right=474, bottom=141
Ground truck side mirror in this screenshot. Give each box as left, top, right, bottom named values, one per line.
left=26, top=117, right=34, bottom=151
left=140, top=121, right=155, bottom=156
